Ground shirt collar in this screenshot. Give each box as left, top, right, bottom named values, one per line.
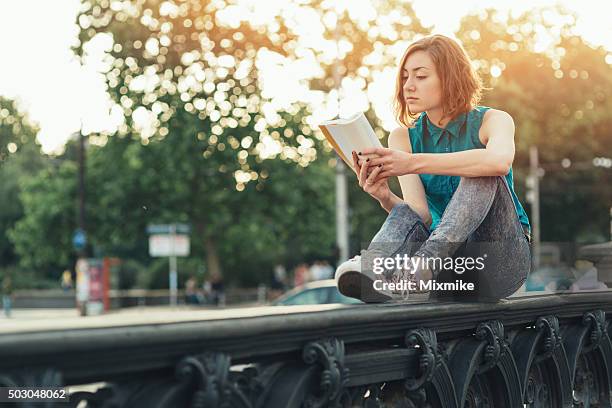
left=420, top=111, right=468, bottom=145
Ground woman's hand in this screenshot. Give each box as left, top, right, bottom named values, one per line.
left=358, top=147, right=415, bottom=180
left=351, top=150, right=391, bottom=204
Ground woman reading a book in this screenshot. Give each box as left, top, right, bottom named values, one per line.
left=335, top=34, right=531, bottom=303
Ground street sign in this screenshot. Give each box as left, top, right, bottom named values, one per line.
left=149, top=234, right=190, bottom=257
left=73, top=229, right=87, bottom=251
left=146, top=223, right=190, bottom=307
left=147, top=224, right=191, bottom=235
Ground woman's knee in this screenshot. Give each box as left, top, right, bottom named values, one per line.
left=457, top=175, right=501, bottom=191
left=370, top=203, right=429, bottom=250
left=388, top=202, right=427, bottom=227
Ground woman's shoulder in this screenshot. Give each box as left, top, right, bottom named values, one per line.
left=389, top=126, right=409, bottom=143
left=479, top=107, right=514, bottom=127
left=476, top=107, right=515, bottom=145
left=388, top=126, right=412, bottom=151
left=475, top=106, right=513, bottom=121
left=389, top=119, right=421, bottom=139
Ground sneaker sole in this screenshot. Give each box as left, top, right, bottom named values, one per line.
left=337, top=271, right=392, bottom=303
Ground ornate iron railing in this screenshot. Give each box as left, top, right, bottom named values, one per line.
left=1, top=291, right=612, bottom=407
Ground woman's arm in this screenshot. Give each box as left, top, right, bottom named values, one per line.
left=365, top=110, right=516, bottom=179
left=378, top=128, right=432, bottom=225
left=412, top=109, right=515, bottom=176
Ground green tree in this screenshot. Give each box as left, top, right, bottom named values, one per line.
left=457, top=6, right=612, bottom=242
left=0, top=97, right=45, bottom=268
left=9, top=161, right=77, bottom=272
left=72, top=0, right=430, bottom=283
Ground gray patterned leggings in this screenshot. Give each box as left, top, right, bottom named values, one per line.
left=367, top=176, right=531, bottom=302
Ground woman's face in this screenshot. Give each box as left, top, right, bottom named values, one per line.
left=401, top=50, right=442, bottom=114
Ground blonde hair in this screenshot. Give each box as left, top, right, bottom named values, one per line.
left=393, top=34, right=483, bottom=127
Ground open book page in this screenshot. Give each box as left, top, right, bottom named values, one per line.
left=318, top=112, right=383, bottom=170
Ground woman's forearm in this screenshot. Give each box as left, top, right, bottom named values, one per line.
left=379, top=192, right=403, bottom=213
left=378, top=193, right=430, bottom=227
left=411, top=149, right=510, bottom=177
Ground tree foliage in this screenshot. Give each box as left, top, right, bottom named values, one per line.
left=0, top=98, right=44, bottom=268
left=458, top=6, right=612, bottom=241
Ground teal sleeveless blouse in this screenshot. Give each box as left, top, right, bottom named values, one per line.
left=407, top=106, right=531, bottom=233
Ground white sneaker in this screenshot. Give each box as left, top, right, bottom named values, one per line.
left=335, top=251, right=438, bottom=302
left=335, top=253, right=395, bottom=303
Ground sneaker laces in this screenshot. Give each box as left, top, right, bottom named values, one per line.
left=408, top=256, right=434, bottom=294
left=385, top=255, right=433, bottom=299
left=383, top=263, right=412, bottom=300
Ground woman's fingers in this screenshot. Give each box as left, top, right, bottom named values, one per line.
left=373, top=170, right=393, bottom=183
left=358, top=157, right=369, bottom=186
left=363, top=165, right=382, bottom=190
left=367, top=156, right=388, bottom=167
left=351, top=151, right=361, bottom=175
left=357, top=153, right=382, bottom=167
left=354, top=151, right=388, bottom=191
left=361, top=147, right=389, bottom=156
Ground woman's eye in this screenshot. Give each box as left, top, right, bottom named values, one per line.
left=417, top=76, right=426, bottom=79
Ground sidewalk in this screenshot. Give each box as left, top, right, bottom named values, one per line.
left=0, top=302, right=334, bottom=333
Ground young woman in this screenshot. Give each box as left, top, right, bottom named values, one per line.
left=335, top=34, right=531, bottom=303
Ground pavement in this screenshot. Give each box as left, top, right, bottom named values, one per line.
left=0, top=303, right=355, bottom=333
left=0, top=293, right=440, bottom=333
left=1, top=308, right=81, bottom=320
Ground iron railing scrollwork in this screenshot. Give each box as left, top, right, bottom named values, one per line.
left=1, top=293, right=612, bottom=407
left=302, top=338, right=350, bottom=408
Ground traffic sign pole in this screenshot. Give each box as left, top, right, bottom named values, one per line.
left=169, top=224, right=177, bottom=306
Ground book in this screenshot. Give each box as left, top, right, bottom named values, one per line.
left=318, top=112, right=382, bottom=170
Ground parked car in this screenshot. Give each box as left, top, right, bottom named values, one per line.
left=272, top=279, right=362, bottom=305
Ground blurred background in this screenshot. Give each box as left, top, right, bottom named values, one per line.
left=0, top=0, right=611, bottom=317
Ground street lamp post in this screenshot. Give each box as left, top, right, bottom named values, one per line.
left=334, top=10, right=349, bottom=263
left=78, top=129, right=86, bottom=257
left=75, top=129, right=88, bottom=316
left=527, top=146, right=541, bottom=270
